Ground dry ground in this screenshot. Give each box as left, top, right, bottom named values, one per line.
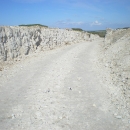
left=0, top=40, right=129, bottom=130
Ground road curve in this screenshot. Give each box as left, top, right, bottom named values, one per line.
left=0, top=40, right=127, bottom=130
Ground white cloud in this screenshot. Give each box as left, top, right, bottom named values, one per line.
left=91, top=20, right=102, bottom=26
left=56, top=20, right=84, bottom=25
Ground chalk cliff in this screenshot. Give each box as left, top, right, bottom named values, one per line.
left=0, top=26, right=98, bottom=62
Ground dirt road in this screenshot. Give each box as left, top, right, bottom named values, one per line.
left=0, top=40, right=127, bottom=130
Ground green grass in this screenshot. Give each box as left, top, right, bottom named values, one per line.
left=19, top=24, right=48, bottom=28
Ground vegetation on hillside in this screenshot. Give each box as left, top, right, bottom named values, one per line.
left=19, top=24, right=48, bottom=28
left=87, top=30, right=106, bottom=38
left=71, top=28, right=106, bottom=37
left=117, top=27, right=130, bottom=29
left=123, top=27, right=130, bottom=29
left=72, top=28, right=83, bottom=32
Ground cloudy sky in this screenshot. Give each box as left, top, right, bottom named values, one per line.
left=0, top=0, right=130, bottom=30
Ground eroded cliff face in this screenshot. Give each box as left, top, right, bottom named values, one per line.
left=0, top=26, right=97, bottom=62
left=103, top=28, right=130, bottom=121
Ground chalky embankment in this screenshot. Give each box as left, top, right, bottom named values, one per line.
left=101, top=28, right=130, bottom=123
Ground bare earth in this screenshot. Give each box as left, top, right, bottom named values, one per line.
left=0, top=40, right=129, bottom=130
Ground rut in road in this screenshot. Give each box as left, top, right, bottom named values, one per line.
left=0, top=40, right=127, bottom=130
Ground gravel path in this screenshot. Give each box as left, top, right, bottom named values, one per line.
left=0, top=40, right=128, bottom=130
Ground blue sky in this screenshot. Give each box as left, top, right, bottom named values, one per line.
left=0, top=0, right=130, bottom=30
